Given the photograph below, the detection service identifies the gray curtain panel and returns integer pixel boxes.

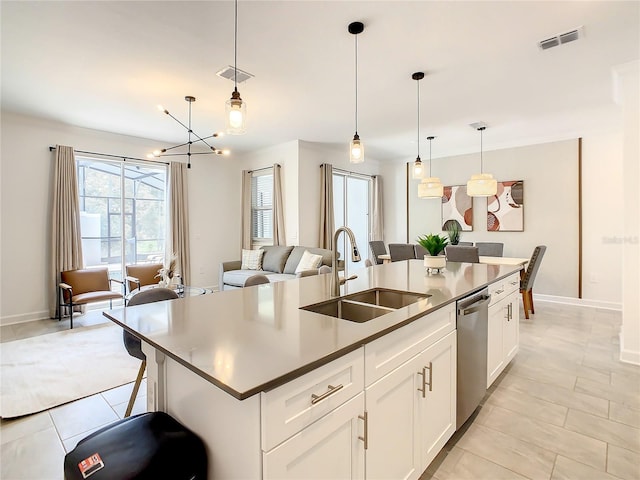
[241,170,252,250]
[169,162,190,284]
[319,163,334,249]
[371,175,384,241]
[273,164,286,246]
[50,145,84,317]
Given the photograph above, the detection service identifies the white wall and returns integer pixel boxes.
[0,111,238,325]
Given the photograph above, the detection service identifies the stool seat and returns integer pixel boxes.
[64,412,207,480]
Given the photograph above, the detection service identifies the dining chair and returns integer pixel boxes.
[475,242,504,257]
[244,274,271,286]
[520,245,547,319]
[125,263,164,294]
[58,268,124,329]
[368,240,387,265]
[388,243,416,262]
[457,241,474,246]
[445,245,480,263]
[124,287,179,417]
[364,258,373,267]
[414,244,428,259]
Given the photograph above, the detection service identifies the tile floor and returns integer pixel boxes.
[1,302,639,479]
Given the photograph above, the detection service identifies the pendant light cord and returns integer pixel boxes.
[479,127,484,174]
[234,0,238,92]
[354,34,358,134]
[417,78,420,160]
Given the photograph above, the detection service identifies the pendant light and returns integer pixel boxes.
[225,0,247,135]
[467,125,497,196]
[411,72,425,179]
[418,136,444,198]
[348,21,364,164]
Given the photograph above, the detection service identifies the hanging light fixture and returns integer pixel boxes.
[411,72,425,179]
[225,0,247,134]
[467,125,497,196]
[148,96,229,169]
[418,136,444,198]
[348,21,364,164]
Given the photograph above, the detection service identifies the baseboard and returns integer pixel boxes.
[619,332,640,365]
[535,294,622,311]
[1,310,51,327]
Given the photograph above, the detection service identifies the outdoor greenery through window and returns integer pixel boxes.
[251,170,273,246]
[76,157,168,286]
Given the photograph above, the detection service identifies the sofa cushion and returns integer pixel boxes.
[261,246,294,274]
[223,270,277,288]
[295,250,324,273]
[283,247,333,274]
[265,273,297,283]
[241,249,264,270]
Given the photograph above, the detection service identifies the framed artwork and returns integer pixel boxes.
[487,180,524,231]
[442,185,472,231]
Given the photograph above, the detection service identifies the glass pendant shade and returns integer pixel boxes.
[467,173,497,196]
[418,176,444,198]
[412,157,424,179]
[225,90,246,135]
[350,134,364,164]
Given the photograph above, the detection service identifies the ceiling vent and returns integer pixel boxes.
[538,26,583,50]
[216,66,254,83]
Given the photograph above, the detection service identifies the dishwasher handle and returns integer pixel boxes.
[458,295,490,316]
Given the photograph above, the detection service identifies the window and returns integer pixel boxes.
[333,170,372,274]
[76,157,168,284]
[251,170,273,246]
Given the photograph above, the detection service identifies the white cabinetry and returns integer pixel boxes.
[487,273,520,387]
[364,305,456,480]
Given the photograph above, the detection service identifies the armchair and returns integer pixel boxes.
[125,263,164,293]
[58,267,124,329]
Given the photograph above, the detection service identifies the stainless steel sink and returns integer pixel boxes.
[300,288,430,323]
[345,288,429,309]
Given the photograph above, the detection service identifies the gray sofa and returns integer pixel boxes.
[219,245,334,291]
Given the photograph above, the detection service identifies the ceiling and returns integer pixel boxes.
[2,1,638,162]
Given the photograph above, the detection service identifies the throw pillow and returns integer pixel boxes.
[295,250,323,274]
[241,249,264,270]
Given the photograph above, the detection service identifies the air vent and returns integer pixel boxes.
[216,66,254,83]
[537,26,583,50]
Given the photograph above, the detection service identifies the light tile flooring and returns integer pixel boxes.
[1,302,639,479]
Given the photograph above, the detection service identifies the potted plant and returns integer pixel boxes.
[444,220,461,246]
[416,234,449,273]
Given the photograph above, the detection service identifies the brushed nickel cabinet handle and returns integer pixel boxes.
[425,362,433,392]
[311,384,344,405]
[417,367,427,398]
[358,411,368,449]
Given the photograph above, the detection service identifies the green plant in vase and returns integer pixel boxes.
[416,234,449,256]
[417,234,449,273]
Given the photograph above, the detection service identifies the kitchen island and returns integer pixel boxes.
[105,259,521,479]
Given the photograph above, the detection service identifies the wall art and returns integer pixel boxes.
[442,185,472,231]
[487,180,524,231]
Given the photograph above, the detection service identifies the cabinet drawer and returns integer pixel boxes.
[364,303,455,386]
[489,273,520,306]
[503,273,520,295]
[261,347,364,451]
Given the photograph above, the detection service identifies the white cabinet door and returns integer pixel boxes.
[263,393,365,480]
[503,293,519,363]
[487,299,506,388]
[419,331,457,470]
[365,354,422,480]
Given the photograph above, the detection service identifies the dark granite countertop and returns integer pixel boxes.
[104,260,520,400]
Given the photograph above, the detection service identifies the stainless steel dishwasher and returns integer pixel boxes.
[456,288,490,429]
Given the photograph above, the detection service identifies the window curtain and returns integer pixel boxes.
[371,175,384,241]
[50,145,84,317]
[169,162,190,284]
[319,163,335,249]
[241,170,252,249]
[273,164,286,245]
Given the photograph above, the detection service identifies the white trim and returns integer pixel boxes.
[619,332,640,366]
[1,310,52,326]
[535,293,622,311]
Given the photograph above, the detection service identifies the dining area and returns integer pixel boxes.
[369,240,546,319]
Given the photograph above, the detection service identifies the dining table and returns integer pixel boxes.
[378,253,529,269]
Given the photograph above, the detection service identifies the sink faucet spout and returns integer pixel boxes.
[331,226,361,297]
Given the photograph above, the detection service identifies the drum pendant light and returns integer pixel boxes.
[348,21,364,164]
[418,136,444,198]
[467,125,497,196]
[411,72,425,179]
[225,0,247,135]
